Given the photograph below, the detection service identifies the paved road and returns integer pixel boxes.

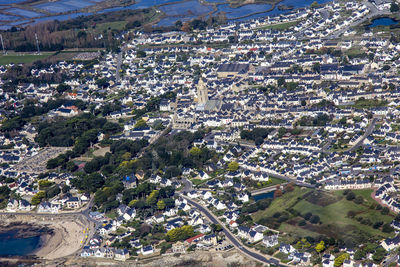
[241,166,315,188]
[326,1,390,39]
[115,51,123,81]
[345,117,377,152]
[251,183,287,195]
[181,177,193,193]
[180,194,287,266]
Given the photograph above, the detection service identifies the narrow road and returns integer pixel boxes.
[180,194,287,266]
[115,51,123,81]
[241,166,315,188]
[345,117,377,152]
[251,183,287,195]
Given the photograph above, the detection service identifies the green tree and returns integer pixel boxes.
[31,191,45,205]
[372,247,386,263]
[189,147,201,157]
[227,161,239,172]
[382,223,394,233]
[391,2,399,12]
[381,207,390,215]
[137,50,146,58]
[354,195,363,204]
[354,249,366,261]
[157,200,166,210]
[38,179,53,189]
[315,240,325,253]
[166,225,195,242]
[334,253,349,267]
[134,119,148,129]
[346,191,355,201]
[146,190,159,206]
[311,1,319,8]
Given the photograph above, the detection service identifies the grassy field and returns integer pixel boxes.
[257,20,300,30]
[252,187,311,221]
[92,21,127,35]
[191,178,208,186]
[252,187,395,243]
[0,52,53,65]
[269,177,285,185]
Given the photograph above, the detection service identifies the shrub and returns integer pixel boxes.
[310,215,320,224]
[343,189,351,195]
[353,195,363,205]
[298,219,307,226]
[347,211,356,218]
[382,223,394,233]
[346,191,355,201]
[304,212,313,221]
[373,221,383,229]
[381,207,390,215]
[273,212,281,218]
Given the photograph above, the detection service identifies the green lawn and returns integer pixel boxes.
[333,189,376,205]
[269,177,285,185]
[93,21,127,35]
[252,187,311,222]
[252,187,395,243]
[0,53,53,65]
[274,252,290,263]
[191,178,207,186]
[257,20,300,30]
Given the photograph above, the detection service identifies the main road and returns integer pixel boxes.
[180,194,288,266]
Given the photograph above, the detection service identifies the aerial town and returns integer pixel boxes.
[1,0,400,266]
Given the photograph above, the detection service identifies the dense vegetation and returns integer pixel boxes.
[2,8,157,52]
[1,99,86,132]
[240,127,274,146]
[298,113,332,127]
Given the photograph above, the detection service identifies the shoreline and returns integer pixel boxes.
[0,215,89,261]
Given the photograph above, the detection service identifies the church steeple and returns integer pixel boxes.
[197,78,208,104]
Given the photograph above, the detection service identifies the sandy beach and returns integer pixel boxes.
[34,219,88,260]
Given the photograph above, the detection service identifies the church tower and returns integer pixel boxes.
[197,79,208,105]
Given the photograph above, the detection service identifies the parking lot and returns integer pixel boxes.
[13,147,70,173]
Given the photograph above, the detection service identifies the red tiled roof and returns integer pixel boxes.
[185,233,205,244]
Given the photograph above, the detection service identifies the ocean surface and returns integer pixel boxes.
[0,230,41,256]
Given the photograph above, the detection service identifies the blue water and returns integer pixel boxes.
[6,8,44,18]
[35,0,94,13]
[369,17,397,28]
[98,0,179,14]
[0,0,26,3]
[0,231,41,256]
[230,0,332,21]
[0,14,19,21]
[0,0,334,29]
[253,191,275,201]
[33,12,93,24]
[217,3,272,19]
[160,0,213,16]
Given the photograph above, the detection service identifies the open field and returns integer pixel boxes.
[92,20,128,35]
[252,187,395,244]
[0,52,54,65]
[257,20,300,30]
[252,187,311,221]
